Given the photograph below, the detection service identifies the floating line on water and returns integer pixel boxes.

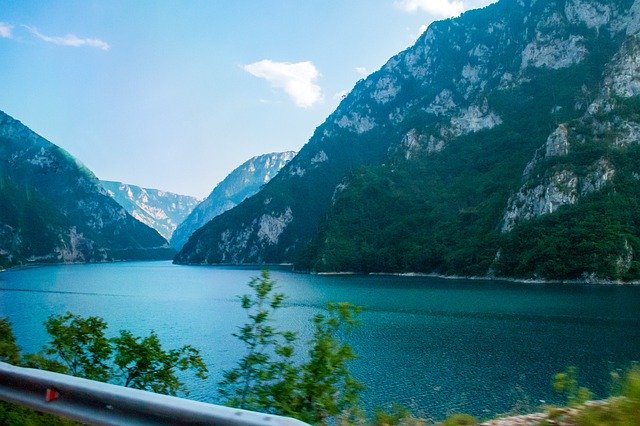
[0,288,128,297]
[279,301,640,326]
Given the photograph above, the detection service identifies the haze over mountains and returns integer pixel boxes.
[0,107,295,269]
[101,181,200,241]
[170,152,295,250]
[0,111,172,268]
[175,0,640,281]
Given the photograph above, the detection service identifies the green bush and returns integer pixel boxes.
[553,366,593,406]
[440,413,478,426]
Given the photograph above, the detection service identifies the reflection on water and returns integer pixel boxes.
[1,261,639,418]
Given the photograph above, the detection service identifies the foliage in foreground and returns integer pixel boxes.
[0,318,76,426]
[3,275,640,425]
[0,312,207,424]
[541,365,640,426]
[219,269,364,425]
[39,312,208,396]
[553,366,593,407]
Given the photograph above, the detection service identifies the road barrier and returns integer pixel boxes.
[0,361,310,425]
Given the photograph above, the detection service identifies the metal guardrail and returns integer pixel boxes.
[0,361,310,425]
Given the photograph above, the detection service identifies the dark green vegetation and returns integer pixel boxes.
[175,0,640,281]
[300,4,640,280]
[494,99,640,281]
[0,111,173,269]
[309,84,640,279]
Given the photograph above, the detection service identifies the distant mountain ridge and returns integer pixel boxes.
[170,151,295,250]
[176,0,640,281]
[101,180,200,241]
[0,111,172,268]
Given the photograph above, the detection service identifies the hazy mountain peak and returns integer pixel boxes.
[101,180,200,241]
[170,151,295,250]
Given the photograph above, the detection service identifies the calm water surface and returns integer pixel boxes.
[1,261,639,419]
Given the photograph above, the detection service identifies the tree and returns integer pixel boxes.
[112,329,208,396]
[292,302,364,424]
[220,270,364,424]
[218,269,298,412]
[44,312,112,381]
[22,353,68,374]
[43,312,208,396]
[0,318,76,426]
[0,318,20,365]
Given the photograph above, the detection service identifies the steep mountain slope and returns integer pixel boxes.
[0,111,172,268]
[101,180,199,241]
[177,0,640,281]
[494,25,640,280]
[170,151,295,250]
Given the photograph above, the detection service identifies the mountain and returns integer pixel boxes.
[175,0,640,281]
[170,151,295,250]
[0,111,173,268]
[101,180,200,241]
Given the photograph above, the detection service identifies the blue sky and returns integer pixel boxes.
[0,0,495,198]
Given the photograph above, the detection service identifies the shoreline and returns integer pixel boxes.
[4,259,640,285]
[315,270,640,286]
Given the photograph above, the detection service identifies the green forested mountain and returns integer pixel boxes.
[0,111,173,268]
[176,0,640,281]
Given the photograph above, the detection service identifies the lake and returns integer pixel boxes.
[1,261,639,419]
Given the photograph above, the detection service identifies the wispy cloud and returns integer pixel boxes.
[395,0,464,17]
[355,67,368,76]
[243,59,323,108]
[0,22,13,38]
[398,0,498,41]
[24,26,110,50]
[396,0,497,19]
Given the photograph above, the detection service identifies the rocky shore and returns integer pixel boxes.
[480,398,629,425]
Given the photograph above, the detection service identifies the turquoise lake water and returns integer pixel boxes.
[1,261,639,419]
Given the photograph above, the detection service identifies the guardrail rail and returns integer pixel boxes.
[0,361,310,425]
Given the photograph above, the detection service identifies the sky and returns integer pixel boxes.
[0,0,496,198]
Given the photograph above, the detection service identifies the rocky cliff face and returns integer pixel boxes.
[101,181,199,241]
[176,0,640,280]
[503,17,640,232]
[0,111,172,268]
[170,151,295,250]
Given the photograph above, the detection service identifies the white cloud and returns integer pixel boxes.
[0,22,13,38]
[355,67,367,76]
[243,59,323,108]
[395,0,464,17]
[25,26,110,50]
[396,0,497,19]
